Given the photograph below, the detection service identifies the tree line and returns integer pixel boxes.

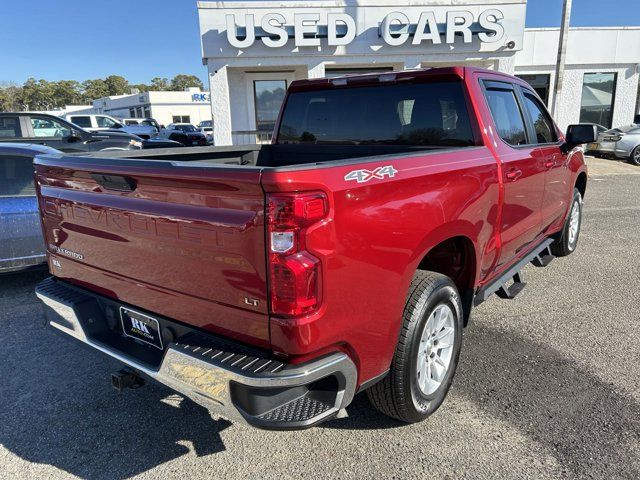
[0,74,205,112]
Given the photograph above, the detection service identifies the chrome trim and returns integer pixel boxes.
[36,288,357,427]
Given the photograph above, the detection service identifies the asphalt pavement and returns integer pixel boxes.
[1,166,638,479]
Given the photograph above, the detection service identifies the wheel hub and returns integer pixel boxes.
[416,304,455,396]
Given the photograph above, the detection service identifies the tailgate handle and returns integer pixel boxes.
[91,173,137,192]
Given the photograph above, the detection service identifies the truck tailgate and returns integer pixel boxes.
[35,155,270,348]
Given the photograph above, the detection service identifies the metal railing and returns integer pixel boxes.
[231,130,273,145]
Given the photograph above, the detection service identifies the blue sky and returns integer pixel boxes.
[0,0,638,86]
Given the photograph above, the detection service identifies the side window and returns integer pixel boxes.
[0,154,36,197]
[70,116,92,128]
[0,116,22,138]
[484,87,527,146]
[30,117,72,138]
[96,116,119,128]
[522,92,557,144]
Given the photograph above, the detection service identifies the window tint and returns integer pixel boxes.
[522,92,557,144]
[30,117,72,138]
[96,116,119,128]
[0,155,36,197]
[70,116,92,128]
[278,82,475,147]
[484,88,527,146]
[0,117,21,138]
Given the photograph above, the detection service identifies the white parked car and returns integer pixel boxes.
[197,120,214,144]
[63,114,157,139]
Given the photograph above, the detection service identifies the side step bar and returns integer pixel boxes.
[474,238,554,306]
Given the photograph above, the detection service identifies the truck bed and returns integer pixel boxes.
[85,143,462,169]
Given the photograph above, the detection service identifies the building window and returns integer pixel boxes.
[324,67,394,78]
[516,74,551,105]
[172,115,191,124]
[129,108,136,118]
[580,73,617,128]
[253,80,287,132]
[143,106,151,118]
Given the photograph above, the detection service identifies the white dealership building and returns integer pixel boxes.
[90,89,212,127]
[197,0,640,146]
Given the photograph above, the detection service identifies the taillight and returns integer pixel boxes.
[267,193,328,317]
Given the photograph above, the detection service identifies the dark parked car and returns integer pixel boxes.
[157,123,208,146]
[0,113,143,152]
[142,138,184,149]
[0,144,57,273]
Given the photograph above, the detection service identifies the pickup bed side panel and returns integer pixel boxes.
[262,147,500,383]
[35,156,270,349]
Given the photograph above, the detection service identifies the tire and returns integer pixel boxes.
[551,188,583,257]
[367,271,463,423]
[630,146,640,167]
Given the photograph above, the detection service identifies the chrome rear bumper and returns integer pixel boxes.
[36,278,357,430]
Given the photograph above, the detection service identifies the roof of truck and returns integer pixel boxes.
[288,66,518,91]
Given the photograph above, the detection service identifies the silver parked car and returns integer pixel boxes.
[588,123,640,166]
[0,144,57,273]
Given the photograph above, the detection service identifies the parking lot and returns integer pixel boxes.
[1,160,638,480]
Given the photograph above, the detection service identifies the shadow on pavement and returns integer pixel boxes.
[2,273,638,479]
[0,271,232,480]
[328,322,640,478]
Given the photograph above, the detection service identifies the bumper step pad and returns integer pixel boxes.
[259,394,332,423]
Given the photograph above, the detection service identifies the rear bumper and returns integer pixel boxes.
[36,277,357,430]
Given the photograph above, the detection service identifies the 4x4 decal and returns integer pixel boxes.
[345,165,398,184]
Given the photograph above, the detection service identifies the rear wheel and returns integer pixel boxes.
[551,188,583,257]
[630,146,640,166]
[367,271,463,423]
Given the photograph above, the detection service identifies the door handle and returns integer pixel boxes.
[505,168,522,181]
[545,160,555,169]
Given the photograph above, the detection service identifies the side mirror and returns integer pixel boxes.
[113,123,124,129]
[563,124,598,153]
[66,130,82,142]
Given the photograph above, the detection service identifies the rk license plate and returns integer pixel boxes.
[120,307,163,349]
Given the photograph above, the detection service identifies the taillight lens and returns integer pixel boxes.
[267,193,328,317]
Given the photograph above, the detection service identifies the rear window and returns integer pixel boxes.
[277,82,475,147]
[0,154,36,197]
[70,116,92,128]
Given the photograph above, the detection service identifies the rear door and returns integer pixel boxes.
[481,80,546,267]
[0,152,45,271]
[35,155,270,348]
[519,88,567,232]
[24,115,83,152]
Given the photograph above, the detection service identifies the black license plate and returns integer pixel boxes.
[120,307,163,350]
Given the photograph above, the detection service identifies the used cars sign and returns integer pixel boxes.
[198,1,526,57]
[226,10,506,49]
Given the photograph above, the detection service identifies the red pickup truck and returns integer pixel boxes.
[35,67,595,430]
